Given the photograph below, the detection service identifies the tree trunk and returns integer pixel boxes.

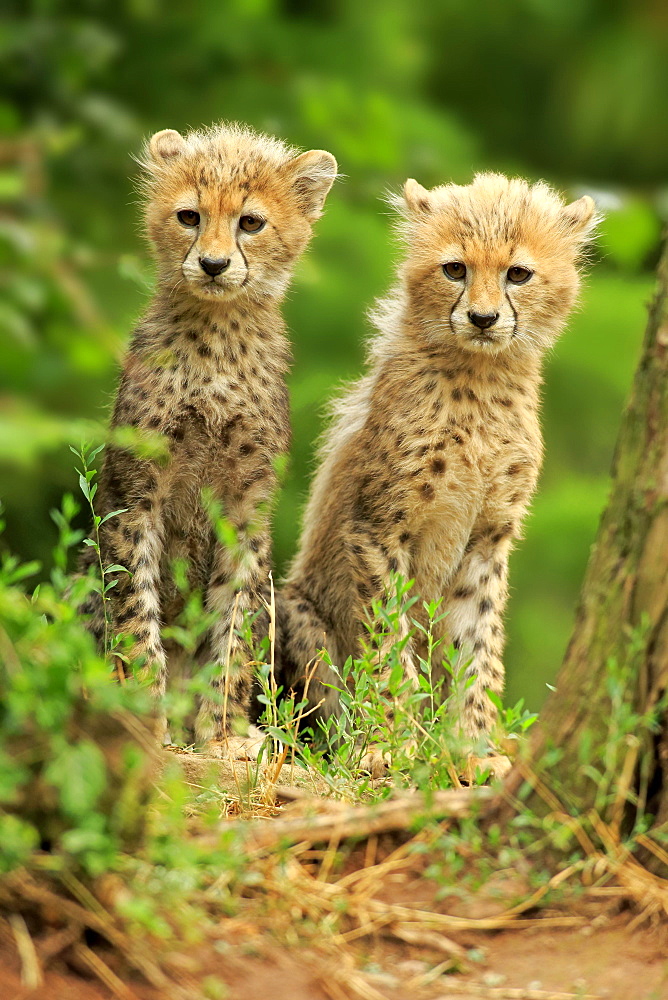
[504,238,668,831]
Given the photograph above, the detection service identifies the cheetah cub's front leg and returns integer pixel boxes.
[444,532,511,742]
[439,529,516,781]
[196,516,273,761]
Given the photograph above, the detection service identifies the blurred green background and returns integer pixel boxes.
[2,0,667,710]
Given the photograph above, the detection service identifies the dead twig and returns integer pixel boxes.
[388,921,466,959]
[405,958,457,989]
[71,943,140,1000]
[355,897,584,934]
[36,922,83,966]
[8,912,43,990]
[432,985,602,999]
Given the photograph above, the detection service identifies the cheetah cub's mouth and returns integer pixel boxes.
[456,317,516,354]
[468,330,499,347]
[195,272,248,296]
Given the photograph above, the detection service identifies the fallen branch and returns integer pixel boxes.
[227,786,493,850]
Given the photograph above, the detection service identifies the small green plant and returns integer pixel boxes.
[255,575,538,800]
[488,690,538,736]
[72,442,130,655]
[568,618,667,836]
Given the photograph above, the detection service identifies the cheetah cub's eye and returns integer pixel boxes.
[443,261,466,281]
[177,210,200,227]
[239,215,266,233]
[507,265,533,284]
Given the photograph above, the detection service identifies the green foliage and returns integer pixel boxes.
[487,691,538,736]
[0,475,180,880]
[0,487,258,920]
[0,520,153,876]
[561,618,667,833]
[599,196,663,272]
[411,622,668,895]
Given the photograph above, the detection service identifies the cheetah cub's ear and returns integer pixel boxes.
[560,194,599,242]
[403,177,433,214]
[283,149,338,221]
[148,129,187,161]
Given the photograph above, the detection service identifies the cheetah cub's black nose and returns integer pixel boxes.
[200,256,231,277]
[468,311,499,330]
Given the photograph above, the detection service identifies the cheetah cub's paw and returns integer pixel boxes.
[463,753,512,784]
[359,748,391,780]
[151,714,171,747]
[205,725,267,762]
[359,738,420,781]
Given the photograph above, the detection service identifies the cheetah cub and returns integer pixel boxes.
[278,172,597,771]
[80,123,336,757]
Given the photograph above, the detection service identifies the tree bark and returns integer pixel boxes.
[504,238,668,829]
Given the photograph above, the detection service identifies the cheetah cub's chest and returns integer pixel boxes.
[393,365,541,532]
[133,325,288,491]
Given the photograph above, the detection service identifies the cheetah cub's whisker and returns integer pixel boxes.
[79,122,336,758]
[277,172,598,775]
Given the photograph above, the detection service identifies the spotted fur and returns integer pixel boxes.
[80,122,336,755]
[277,172,597,756]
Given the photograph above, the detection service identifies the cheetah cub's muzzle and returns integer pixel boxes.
[445,259,524,353]
[179,211,258,299]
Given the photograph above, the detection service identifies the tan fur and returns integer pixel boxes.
[277,172,597,756]
[80,122,336,755]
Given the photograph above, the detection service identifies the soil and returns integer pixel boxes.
[2,913,666,1000]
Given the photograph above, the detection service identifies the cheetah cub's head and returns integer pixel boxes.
[140,123,337,303]
[395,173,598,355]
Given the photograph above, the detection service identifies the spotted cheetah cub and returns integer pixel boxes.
[278,172,596,769]
[80,123,336,756]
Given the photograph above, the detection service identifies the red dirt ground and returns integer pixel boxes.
[2,914,667,1000]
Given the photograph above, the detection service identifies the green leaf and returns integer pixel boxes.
[487,690,503,711]
[100,508,129,525]
[44,740,108,820]
[0,815,39,872]
[0,170,26,200]
[2,559,41,585]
